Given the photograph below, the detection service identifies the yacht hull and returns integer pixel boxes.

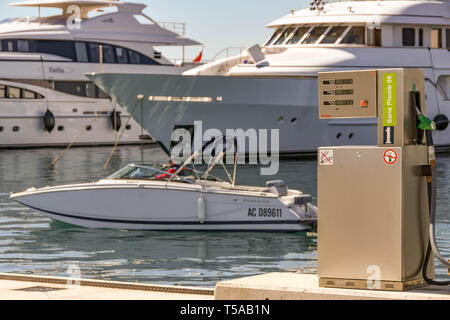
[11,182,314,231]
[89,73,382,155]
[89,71,450,154]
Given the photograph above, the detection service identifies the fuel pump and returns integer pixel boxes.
[317,68,449,291]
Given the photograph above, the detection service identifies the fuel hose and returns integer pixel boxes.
[422,130,450,285]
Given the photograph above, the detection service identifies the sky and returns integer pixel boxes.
[0,0,310,60]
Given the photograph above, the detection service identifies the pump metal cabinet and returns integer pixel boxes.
[317,145,433,290]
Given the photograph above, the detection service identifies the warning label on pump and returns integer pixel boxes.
[383,149,398,165]
[320,150,334,166]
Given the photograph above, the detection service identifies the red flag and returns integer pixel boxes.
[193,50,203,63]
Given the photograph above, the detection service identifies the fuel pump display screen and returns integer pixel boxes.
[319,70,378,119]
[335,79,353,85]
[335,89,353,95]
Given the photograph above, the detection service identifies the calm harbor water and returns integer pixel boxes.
[0,145,448,287]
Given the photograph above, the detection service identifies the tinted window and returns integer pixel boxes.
[287,26,310,44]
[0,85,5,98]
[446,29,450,49]
[88,43,100,63]
[342,26,365,44]
[35,41,76,60]
[419,29,423,47]
[302,26,327,44]
[273,27,295,45]
[17,40,29,52]
[266,28,284,46]
[402,28,415,46]
[96,87,109,98]
[116,47,128,63]
[55,81,86,97]
[86,82,96,98]
[54,81,109,98]
[75,42,89,62]
[128,50,140,64]
[321,26,347,44]
[102,44,115,63]
[4,40,14,52]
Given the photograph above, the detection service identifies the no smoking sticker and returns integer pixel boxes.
[320,150,334,166]
[383,149,398,165]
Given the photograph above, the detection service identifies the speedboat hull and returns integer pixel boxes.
[11,180,316,232]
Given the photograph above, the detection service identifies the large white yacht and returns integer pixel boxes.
[0,0,201,147]
[89,0,450,155]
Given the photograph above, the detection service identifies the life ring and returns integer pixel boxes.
[110,110,122,131]
[43,109,55,133]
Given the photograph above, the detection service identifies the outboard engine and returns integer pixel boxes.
[43,109,55,133]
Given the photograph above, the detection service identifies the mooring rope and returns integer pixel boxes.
[103,99,141,170]
[49,114,103,169]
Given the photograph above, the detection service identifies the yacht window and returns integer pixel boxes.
[402,28,415,46]
[431,28,442,48]
[129,50,141,64]
[266,28,284,46]
[302,26,328,44]
[5,40,14,52]
[16,40,29,52]
[367,28,382,47]
[96,87,109,98]
[273,27,295,45]
[0,85,5,98]
[321,26,347,44]
[86,83,96,98]
[116,47,128,63]
[446,29,450,49]
[341,26,365,44]
[54,81,107,99]
[35,41,76,60]
[21,89,36,99]
[7,86,20,99]
[419,29,424,47]
[287,26,310,44]
[75,42,89,62]
[55,81,86,97]
[437,76,450,100]
[0,41,2,51]
[88,43,100,63]
[102,45,115,63]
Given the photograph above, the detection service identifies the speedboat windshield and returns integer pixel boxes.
[107,164,166,180]
[106,164,224,183]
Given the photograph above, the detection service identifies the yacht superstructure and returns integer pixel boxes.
[0,0,201,147]
[89,0,450,155]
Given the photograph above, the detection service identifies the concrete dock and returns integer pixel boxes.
[214,273,450,300]
[0,272,448,300]
[0,273,214,300]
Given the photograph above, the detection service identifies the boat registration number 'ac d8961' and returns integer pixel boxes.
[248,208,282,217]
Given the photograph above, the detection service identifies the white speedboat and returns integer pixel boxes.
[88,0,450,155]
[10,137,317,231]
[0,0,202,147]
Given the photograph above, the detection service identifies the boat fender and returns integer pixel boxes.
[43,109,55,133]
[110,110,122,131]
[198,195,207,224]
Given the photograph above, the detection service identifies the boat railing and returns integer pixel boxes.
[192,47,249,75]
[157,21,186,36]
[210,47,248,65]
